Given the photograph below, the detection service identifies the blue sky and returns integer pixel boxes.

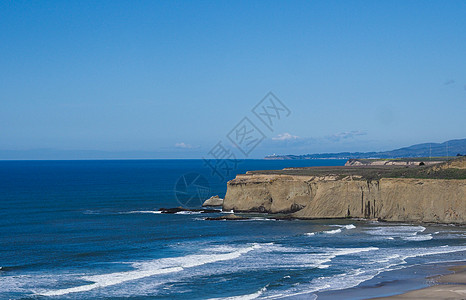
[1,0,465,159]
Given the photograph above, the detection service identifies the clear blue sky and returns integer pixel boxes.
[1,0,465,159]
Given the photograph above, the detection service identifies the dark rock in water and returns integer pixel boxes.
[158,207,183,214]
[199,209,222,213]
[158,207,221,214]
[205,214,249,221]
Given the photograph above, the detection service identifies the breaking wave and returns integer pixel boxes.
[306,224,356,236]
[37,244,262,296]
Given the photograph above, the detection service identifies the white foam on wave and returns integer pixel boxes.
[255,243,303,254]
[328,247,379,258]
[121,210,162,214]
[210,285,268,300]
[330,224,356,229]
[1,273,86,295]
[305,224,356,236]
[262,245,466,299]
[324,228,342,234]
[199,244,378,281]
[365,225,432,241]
[264,268,371,299]
[367,225,426,236]
[37,244,262,297]
[281,246,379,271]
[25,240,466,299]
[233,218,277,222]
[38,266,183,296]
[174,211,202,215]
[431,231,466,239]
[400,245,466,261]
[255,270,365,300]
[402,234,433,241]
[370,254,401,264]
[209,246,239,253]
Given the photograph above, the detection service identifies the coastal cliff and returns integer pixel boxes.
[223,158,466,224]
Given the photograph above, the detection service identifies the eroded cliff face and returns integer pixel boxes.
[223,174,466,224]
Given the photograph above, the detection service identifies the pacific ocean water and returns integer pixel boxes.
[0,159,465,299]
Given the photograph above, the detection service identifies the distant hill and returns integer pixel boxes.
[265,138,466,160]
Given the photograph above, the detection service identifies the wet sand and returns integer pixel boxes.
[371,265,466,299]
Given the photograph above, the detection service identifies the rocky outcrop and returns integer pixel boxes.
[202,195,224,207]
[205,214,249,221]
[223,174,466,224]
[159,207,221,214]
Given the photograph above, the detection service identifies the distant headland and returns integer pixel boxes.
[265,138,466,160]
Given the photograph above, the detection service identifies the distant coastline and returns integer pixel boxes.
[265,138,466,160]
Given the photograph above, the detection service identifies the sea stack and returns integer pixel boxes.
[202,195,224,207]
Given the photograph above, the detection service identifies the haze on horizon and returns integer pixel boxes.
[1,1,465,159]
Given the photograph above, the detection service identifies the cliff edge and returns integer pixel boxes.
[223,157,466,224]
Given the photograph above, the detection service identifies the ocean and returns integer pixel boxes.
[0,159,465,299]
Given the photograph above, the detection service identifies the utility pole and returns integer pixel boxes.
[430,144,432,161]
[446,141,449,158]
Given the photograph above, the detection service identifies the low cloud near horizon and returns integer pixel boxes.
[272,132,300,141]
[174,142,198,149]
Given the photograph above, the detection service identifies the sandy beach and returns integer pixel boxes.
[371,265,466,299]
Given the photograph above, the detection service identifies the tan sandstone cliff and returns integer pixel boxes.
[223,173,466,224]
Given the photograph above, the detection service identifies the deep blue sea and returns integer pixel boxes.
[0,159,465,299]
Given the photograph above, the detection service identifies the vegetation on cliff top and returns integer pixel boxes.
[249,157,466,180]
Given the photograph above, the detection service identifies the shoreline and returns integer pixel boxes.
[311,261,466,300]
[207,210,466,226]
[369,264,466,299]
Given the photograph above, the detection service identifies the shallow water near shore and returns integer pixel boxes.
[0,159,465,299]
